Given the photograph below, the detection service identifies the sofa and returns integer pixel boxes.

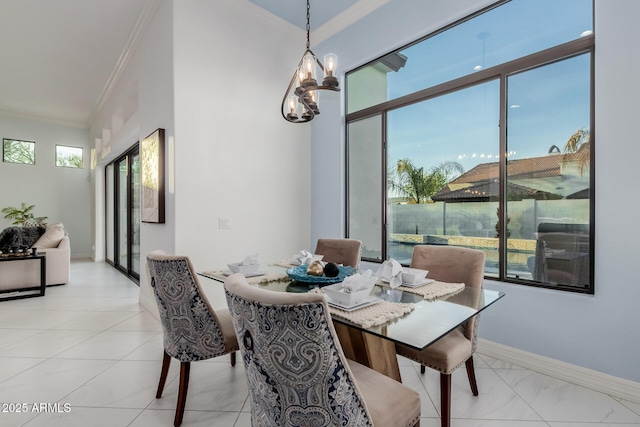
[0,223,70,291]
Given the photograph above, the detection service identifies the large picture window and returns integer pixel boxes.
[346,0,594,293]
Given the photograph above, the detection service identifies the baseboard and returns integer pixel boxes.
[138,292,160,321]
[477,339,640,404]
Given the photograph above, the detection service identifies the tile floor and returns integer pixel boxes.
[0,259,639,427]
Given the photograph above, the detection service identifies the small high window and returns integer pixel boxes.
[55,145,83,168]
[3,138,35,165]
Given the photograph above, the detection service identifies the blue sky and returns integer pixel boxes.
[380,0,592,174]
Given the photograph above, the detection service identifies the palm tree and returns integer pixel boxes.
[389,158,464,204]
[562,128,590,176]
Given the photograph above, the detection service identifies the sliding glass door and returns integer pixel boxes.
[105,145,140,283]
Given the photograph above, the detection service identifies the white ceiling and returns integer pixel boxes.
[0,0,151,127]
[249,0,360,29]
[0,0,383,128]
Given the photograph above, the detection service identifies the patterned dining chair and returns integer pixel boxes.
[224,272,421,427]
[314,238,362,268]
[146,251,239,427]
[395,245,486,427]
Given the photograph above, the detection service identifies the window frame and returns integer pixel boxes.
[345,1,595,294]
[55,144,84,169]
[2,138,36,165]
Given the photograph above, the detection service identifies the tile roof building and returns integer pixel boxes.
[432,152,589,202]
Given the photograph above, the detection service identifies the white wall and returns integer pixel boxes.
[0,114,91,257]
[90,0,175,314]
[172,0,313,275]
[91,0,316,315]
[312,0,640,383]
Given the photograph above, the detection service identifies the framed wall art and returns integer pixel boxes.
[141,128,165,223]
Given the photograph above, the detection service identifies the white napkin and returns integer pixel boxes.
[375,258,403,289]
[291,249,314,266]
[241,253,259,265]
[341,269,377,293]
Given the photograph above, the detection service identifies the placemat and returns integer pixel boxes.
[200,270,289,285]
[271,260,296,268]
[378,280,465,300]
[310,288,415,328]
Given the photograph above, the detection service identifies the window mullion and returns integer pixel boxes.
[381,113,388,261]
[498,74,508,280]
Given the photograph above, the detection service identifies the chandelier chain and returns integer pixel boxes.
[306,0,310,49]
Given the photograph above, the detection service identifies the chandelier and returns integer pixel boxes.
[281,0,339,123]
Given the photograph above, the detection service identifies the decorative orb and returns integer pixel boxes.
[324,262,339,277]
[306,260,324,276]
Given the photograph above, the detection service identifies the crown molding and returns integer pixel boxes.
[312,0,390,46]
[87,0,162,128]
[0,109,87,130]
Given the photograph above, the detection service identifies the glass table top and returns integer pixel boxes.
[198,264,504,351]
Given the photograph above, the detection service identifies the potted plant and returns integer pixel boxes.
[1,203,47,227]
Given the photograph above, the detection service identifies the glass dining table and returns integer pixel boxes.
[198,264,504,382]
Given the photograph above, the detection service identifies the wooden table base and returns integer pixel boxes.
[333,322,402,382]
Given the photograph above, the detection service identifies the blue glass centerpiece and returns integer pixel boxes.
[286,264,356,286]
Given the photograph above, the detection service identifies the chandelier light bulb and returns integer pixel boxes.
[302,53,317,87]
[287,96,298,120]
[325,54,336,76]
[323,53,339,87]
[309,90,319,111]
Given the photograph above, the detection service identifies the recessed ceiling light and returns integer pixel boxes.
[581,30,593,37]
[510,104,521,109]
[473,65,482,71]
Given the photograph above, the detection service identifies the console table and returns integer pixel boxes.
[0,254,46,301]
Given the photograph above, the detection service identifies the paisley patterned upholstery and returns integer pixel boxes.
[147,255,227,361]
[224,273,373,426]
[147,251,238,427]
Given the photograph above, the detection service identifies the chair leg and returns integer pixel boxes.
[420,364,425,374]
[440,373,451,427]
[230,351,236,367]
[156,350,171,398]
[465,356,479,396]
[174,361,191,427]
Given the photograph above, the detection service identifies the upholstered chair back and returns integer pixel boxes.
[410,245,486,344]
[147,251,232,362]
[410,245,485,287]
[314,238,363,268]
[224,273,373,426]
